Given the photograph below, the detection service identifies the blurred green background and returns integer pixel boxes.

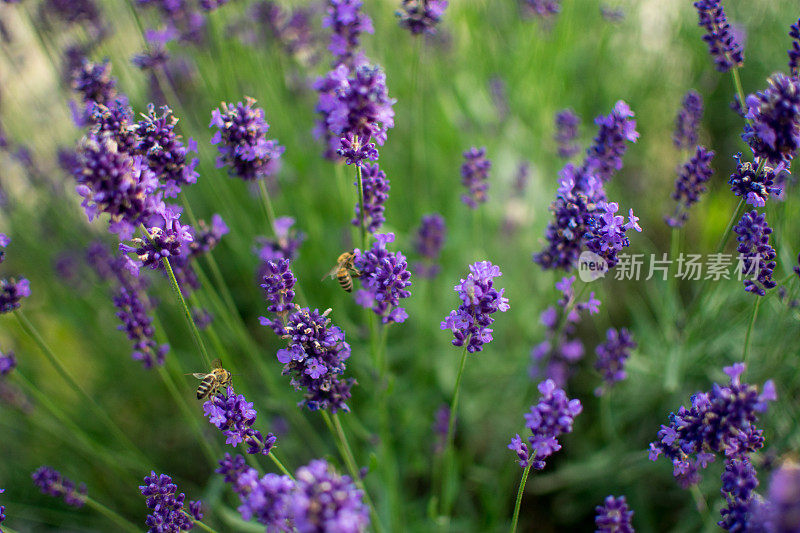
[0,0,799,531]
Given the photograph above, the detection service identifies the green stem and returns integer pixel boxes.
[715,197,746,255]
[140,225,214,368]
[182,511,220,533]
[509,462,533,533]
[441,342,470,516]
[257,178,278,234]
[13,311,150,467]
[355,162,367,250]
[731,67,749,126]
[322,412,384,533]
[269,453,294,479]
[84,496,140,533]
[742,296,762,365]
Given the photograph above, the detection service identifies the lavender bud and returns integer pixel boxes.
[460,146,491,209]
[140,472,201,532]
[595,495,635,533]
[32,466,87,508]
[733,210,777,296]
[693,0,744,72]
[673,90,703,150]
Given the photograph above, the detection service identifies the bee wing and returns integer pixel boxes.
[191,373,210,379]
[321,264,341,281]
[211,358,223,369]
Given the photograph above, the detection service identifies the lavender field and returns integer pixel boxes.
[0,0,799,531]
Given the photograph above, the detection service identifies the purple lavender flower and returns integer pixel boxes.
[134,104,199,197]
[595,495,634,533]
[0,487,4,526]
[132,28,175,71]
[135,1,206,44]
[259,258,297,335]
[521,0,560,19]
[507,434,530,467]
[718,457,759,531]
[581,100,639,183]
[119,205,193,272]
[790,19,800,78]
[271,302,355,412]
[189,214,229,256]
[441,261,509,353]
[86,99,137,152]
[200,0,228,10]
[354,233,412,324]
[218,455,294,528]
[673,90,703,150]
[693,0,744,72]
[734,210,777,296]
[290,459,369,532]
[728,154,780,207]
[413,213,445,278]
[113,286,169,368]
[753,461,800,532]
[0,350,16,376]
[140,472,202,532]
[353,163,389,233]
[516,379,582,470]
[192,308,213,330]
[460,146,491,208]
[584,202,642,268]
[594,327,635,395]
[255,217,305,264]
[71,58,117,107]
[323,0,374,66]
[204,386,277,455]
[338,133,379,166]
[210,97,285,182]
[513,161,531,195]
[648,362,776,488]
[433,404,451,454]
[32,466,87,508]
[743,74,800,168]
[396,0,448,36]
[665,145,715,227]
[0,233,8,264]
[554,109,581,159]
[75,134,161,240]
[0,277,31,314]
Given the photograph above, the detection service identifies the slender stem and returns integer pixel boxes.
[140,225,213,367]
[182,512,220,533]
[13,311,149,467]
[715,197,746,255]
[322,412,384,533]
[355,162,367,250]
[269,453,294,479]
[84,496,140,533]
[257,178,277,234]
[441,342,470,516]
[731,67,749,125]
[509,462,533,533]
[742,296,762,365]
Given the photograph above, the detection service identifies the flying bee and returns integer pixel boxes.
[190,358,232,400]
[322,251,360,292]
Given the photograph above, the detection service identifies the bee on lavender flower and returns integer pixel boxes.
[190,358,232,400]
[323,251,360,292]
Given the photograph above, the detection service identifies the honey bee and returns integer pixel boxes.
[191,358,232,400]
[323,251,360,292]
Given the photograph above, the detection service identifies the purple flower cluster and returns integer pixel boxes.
[753,461,800,531]
[440,261,509,353]
[413,213,446,278]
[530,276,600,386]
[510,379,582,470]
[210,97,285,182]
[113,286,168,368]
[0,350,16,376]
[71,59,117,109]
[790,19,800,78]
[728,155,780,207]
[259,259,297,333]
[584,201,641,268]
[204,386,277,455]
[218,456,369,532]
[252,2,320,65]
[0,487,4,527]
[743,74,800,168]
[323,0,374,66]
[595,496,634,533]
[134,1,206,44]
[353,163,389,233]
[132,28,174,71]
[594,327,636,395]
[0,277,30,314]
[665,145,715,227]
[581,100,639,183]
[648,363,776,488]
[693,0,744,72]
[338,133,379,166]
[0,234,8,264]
[354,233,412,324]
[554,109,581,159]
[120,206,194,272]
[189,214,229,256]
[718,457,759,531]
[513,161,531,195]
[460,146,491,208]
[673,90,703,150]
[134,104,199,197]
[140,472,202,532]
[32,466,87,508]
[522,0,560,20]
[733,210,777,296]
[396,0,448,36]
[255,217,305,265]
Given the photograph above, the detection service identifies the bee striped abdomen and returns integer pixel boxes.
[196,376,214,399]
[337,269,353,292]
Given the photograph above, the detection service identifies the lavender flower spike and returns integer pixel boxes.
[323,0,374,66]
[203,386,277,455]
[665,145,715,227]
[743,74,800,168]
[594,327,636,395]
[210,97,285,182]
[595,495,635,533]
[352,163,390,234]
[441,261,509,353]
[554,109,581,159]
[396,0,449,36]
[790,19,800,78]
[32,466,87,508]
[460,146,491,208]
[673,90,703,150]
[413,213,446,278]
[753,460,800,531]
[693,0,744,72]
[0,277,31,314]
[0,350,16,376]
[0,487,5,526]
[354,233,412,324]
[217,454,294,529]
[581,100,639,183]
[718,457,759,531]
[733,210,777,296]
[290,459,370,532]
[728,154,780,207]
[140,472,202,532]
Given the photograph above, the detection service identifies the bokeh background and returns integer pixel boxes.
[0,0,799,531]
